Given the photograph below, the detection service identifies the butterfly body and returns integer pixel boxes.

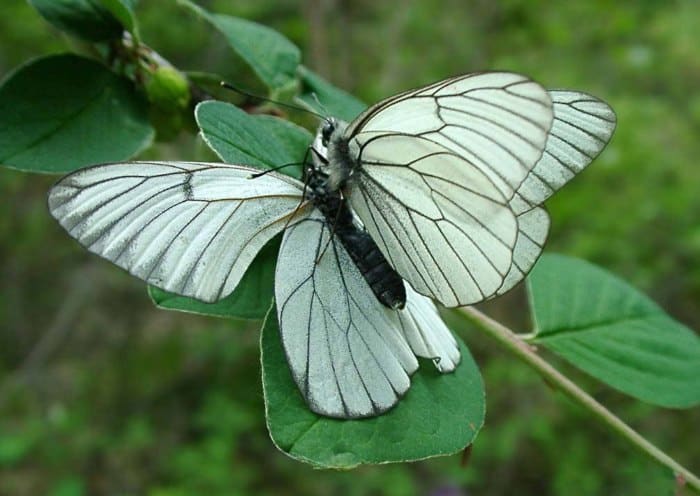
[306,136,406,309]
[317,118,356,191]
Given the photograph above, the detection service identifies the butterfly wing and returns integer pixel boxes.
[275,212,419,418]
[397,284,461,372]
[346,72,554,199]
[337,75,614,305]
[48,161,308,302]
[510,90,617,214]
[496,91,616,292]
[347,134,518,307]
[495,206,550,296]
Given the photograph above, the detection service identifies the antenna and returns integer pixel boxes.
[220,82,326,120]
[248,162,303,179]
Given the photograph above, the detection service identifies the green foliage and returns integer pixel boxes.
[0,54,153,173]
[528,254,700,408]
[29,0,125,41]
[296,65,366,121]
[261,307,485,468]
[1,0,700,494]
[179,0,301,91]
[99,0,139,39]
[195,100,310,178]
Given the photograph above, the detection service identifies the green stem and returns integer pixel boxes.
[457,306,700,493]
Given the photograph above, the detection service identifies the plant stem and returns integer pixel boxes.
[457,306,700,493]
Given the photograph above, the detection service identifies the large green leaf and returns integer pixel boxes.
[179,0,301,90]
[296,65,366,122]
[527,254,700,408]
[0,54,153,174]
[29,0,125,41]
[195,100,311,179]
[261,306,485,468]
[148,237,279,320]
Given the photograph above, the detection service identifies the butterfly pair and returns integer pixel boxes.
[48,72,616,418]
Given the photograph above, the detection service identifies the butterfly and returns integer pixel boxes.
[47,71,615,418]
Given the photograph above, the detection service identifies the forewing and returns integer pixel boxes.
[348,134,518,308]
[397,284,460,372]
[510,91,616,214]
[275,213,418,418]
[347,72,554,199]
[48,161,306,302]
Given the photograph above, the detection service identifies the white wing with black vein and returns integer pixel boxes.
[275,213,418,418]
[495,206,550,296]
[397,284,460,372]
[347,134,518,308]
[346,72,554,199]
[510,90,616,214]
[48,161,306,303]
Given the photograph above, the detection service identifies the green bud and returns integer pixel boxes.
[145,66,190,111]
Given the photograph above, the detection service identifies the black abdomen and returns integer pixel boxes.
[313,191,406,309]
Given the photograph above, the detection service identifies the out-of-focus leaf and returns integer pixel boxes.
[296,65,366,122]
[528,254,700,408]
[179,0,300,90]
[261,306,485,468]
[29,0,125,41]
[99,0,139,38]
[195,100,311,179]
[0,54,153,173]
[148,238,278,320]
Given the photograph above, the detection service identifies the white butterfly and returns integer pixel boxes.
[47,164,458,419]
[47,71,615,418]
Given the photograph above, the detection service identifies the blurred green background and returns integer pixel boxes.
[1,0,699,494]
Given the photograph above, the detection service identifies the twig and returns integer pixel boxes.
[457,305,700,493]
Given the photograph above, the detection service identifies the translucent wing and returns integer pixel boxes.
[334,73,555,307]
[495,206,549,296]
[347,134,518,308]
[510,90,617,214]
[346,72,554,199]
[275,213,418,418]
[48,161,307,303]
[397,284,461,372]
[495,91,615,292]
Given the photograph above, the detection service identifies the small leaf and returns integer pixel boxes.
[0,54,153,174]
[99,0,139,39]
[296,65,366,122]
[195,100,311,178]
[179,0,301,90]
[29,0,125,41]
[149,238,278,320]
[261,306,485,468]
[527,254,700,408]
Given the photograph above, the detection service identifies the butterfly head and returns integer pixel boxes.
[320,118,339,147]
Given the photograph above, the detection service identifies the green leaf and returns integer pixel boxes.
[148,237,278,320]
[179,0,301,90]
[296,65,366,122]
[0,54,153,174]
[99,0,139,39]
[29,0,125,41]
[527,254,700,408]
[261,306,485,468]
[195,100,311,178]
